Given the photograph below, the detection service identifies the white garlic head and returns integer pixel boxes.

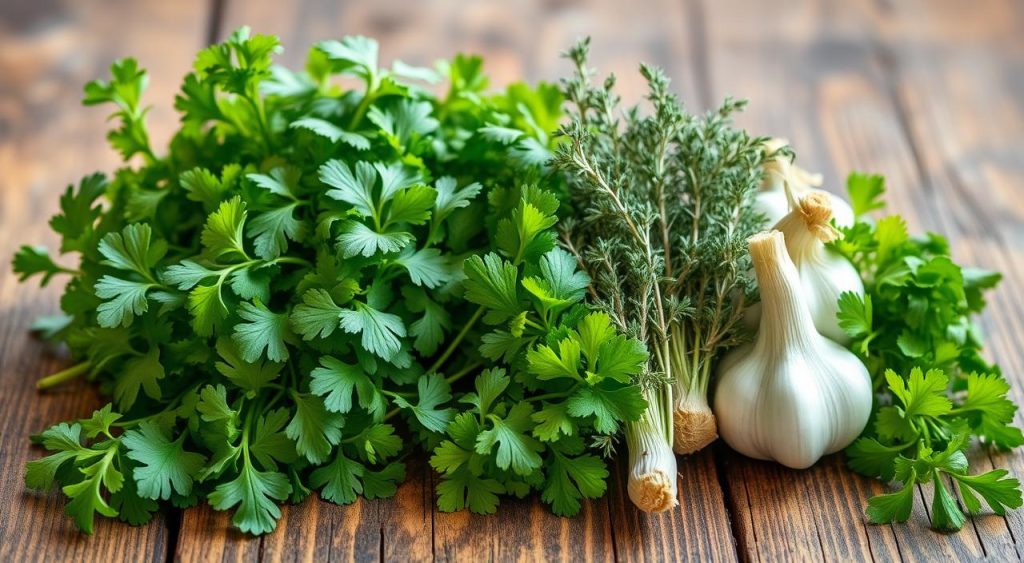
[714,231,872,469]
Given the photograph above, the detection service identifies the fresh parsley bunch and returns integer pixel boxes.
[431,184,650,515]
[13,28,572,535]
[833,174,1023,531]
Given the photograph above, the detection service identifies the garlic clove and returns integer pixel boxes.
[774,193,864,344]
[714,231,872,470]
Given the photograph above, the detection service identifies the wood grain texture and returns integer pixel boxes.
[0,1,207,562]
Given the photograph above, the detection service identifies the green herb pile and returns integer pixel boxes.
[13,29,1023,538]
[14,28,648,535]
[835,174,1023,530]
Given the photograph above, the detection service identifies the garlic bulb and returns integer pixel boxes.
[714,231,872,469]
[625,386,678,512]
[745,192,864,343]
[755,138,854,228]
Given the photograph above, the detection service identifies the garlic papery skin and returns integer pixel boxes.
[773,192,863,344]
[625,384,678,512]
[754,138,854,228]
[713,231,872,470]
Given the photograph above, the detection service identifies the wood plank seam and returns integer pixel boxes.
[714,447,757,563]
[603,485,620,562]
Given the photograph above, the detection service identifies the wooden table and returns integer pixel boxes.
[2,0,1022,560]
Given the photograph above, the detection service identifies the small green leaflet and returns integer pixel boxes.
[566,383,648,434]
[201,196,249,260]
[527,312,647,385]
[290,288,344,340]
[209,461,291,535]
[290,117,370,150]
[435,466,505,514]
[232,300,295,362]
[476,402,543,476]
[463,254,521,324]
[285,393,344,464]
[337,302,406,361]
[846,172,886,218]
[25,422,89,492]
[392,374,454,432]
[541,438,608,516]
[122,420,206,500]
[309,355,386,418]
[336,220,413,257]
[310,449,364,505]
[249,409,297,470]
[13,245,69,287]
[214,338,283,395]
[113,347,165,410]
[49,173,107,253]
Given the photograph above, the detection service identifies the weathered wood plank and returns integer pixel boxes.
[169,1,736,561]
[0,1,208,561]
[176,428,435,563]
[605,450,736,563]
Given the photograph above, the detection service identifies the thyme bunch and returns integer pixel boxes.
[555,39,768,455]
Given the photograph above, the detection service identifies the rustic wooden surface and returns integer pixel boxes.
[1,0,1022,561]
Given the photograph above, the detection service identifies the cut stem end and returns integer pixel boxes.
[672,407,719,455]
[627,471,678,513]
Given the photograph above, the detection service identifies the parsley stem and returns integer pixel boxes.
[444,360,482,386]
[117,384,200,428]
[525,384,581,403]
[427,306,485,375]
[524,318,545,332]
[348,72,379,130]
[37,361,90,390]
[272,256,313,268]
[241,93,274,153]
